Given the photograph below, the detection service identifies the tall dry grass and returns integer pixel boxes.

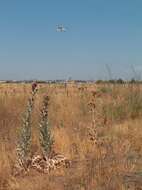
[0,83,142,190]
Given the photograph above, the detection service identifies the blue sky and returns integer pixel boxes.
[0,0,141,80]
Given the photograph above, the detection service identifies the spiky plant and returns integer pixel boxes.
[16,83,38,169]
[39,95,54,158]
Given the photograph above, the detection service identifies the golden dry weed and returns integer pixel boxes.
[0,83,142,190]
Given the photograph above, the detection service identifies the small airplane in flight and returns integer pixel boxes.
[56,24,68,32]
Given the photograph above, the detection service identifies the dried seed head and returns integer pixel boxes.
[88,102,96,110]
[91,90,97,98]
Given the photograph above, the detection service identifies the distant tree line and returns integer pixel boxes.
[95,78,142,84]
[2,78,142,84]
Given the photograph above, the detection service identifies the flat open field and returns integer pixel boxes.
[0,82,142,190]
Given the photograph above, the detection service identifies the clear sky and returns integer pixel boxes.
[0,0,141,80]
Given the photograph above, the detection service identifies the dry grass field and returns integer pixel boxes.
[0,82,142,190]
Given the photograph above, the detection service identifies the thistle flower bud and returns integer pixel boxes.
[32,82,38,92]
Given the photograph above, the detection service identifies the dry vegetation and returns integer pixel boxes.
[0,82,142,190]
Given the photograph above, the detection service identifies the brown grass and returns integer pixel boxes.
[0,83,142,190]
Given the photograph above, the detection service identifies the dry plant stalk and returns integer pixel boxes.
[14,86,69,176]
[39,95,54,158]
[16,82,38,172]
[88,91,99,145]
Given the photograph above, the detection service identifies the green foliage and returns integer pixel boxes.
[95,80,103,84]
[116,78,124,84]
[99,86,112,94]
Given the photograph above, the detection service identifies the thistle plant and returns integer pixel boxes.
[16,82,38,168]
[88,91,106,148]
[88,91,99,145]
[39,95,54,158]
